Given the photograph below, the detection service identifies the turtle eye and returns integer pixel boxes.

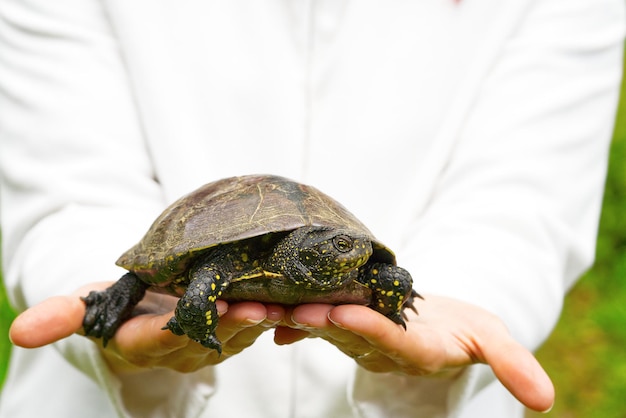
[332,235,353,253]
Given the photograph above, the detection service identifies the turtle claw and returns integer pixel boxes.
[163,317,185,335]
[198,335,222,355]
[163,317,223,355]
[405,289,423,315]
[388,312,409,330]
[81,273,148,347]
[82,290,125,347]
[82,291,113,345]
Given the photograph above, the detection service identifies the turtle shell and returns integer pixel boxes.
[116,174,397,285]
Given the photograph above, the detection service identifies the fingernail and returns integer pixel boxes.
[290,315,314,330]
[216,301,228,316]
[259,319,280,328]
[327,313,347,330]
[243,318,265,327]
[541,404,554,414]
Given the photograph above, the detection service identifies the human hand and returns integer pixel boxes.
[9,282,284,374]
[274,295,555,413]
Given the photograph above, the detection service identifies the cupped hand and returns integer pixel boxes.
[10,287,554,412]
[274,295,555,413]
[9,282,284,374]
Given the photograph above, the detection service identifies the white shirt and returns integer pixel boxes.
[0,0,624,417]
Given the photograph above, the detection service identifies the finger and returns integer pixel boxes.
[327,304,407,349]
[107,299,229,361]
[289,304,437,375]
[107,310,192,357]
[328,304,449,374]
[289,303,335,329]
[9,282,116,348]
[214,301,268,344]
[289,304,363,345]
[220,325,267,355]
[290,304,394,363]
[109,301,267,368]
[221,303,287,352]
[9,296,85,348]
[289,303,400,352]
[264,303,287,325]
[483,336,555,412]
[161,303,282,370]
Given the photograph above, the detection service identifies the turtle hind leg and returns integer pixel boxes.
[359,263,417,329]
[81,272,148,347]
[164,262,228,355]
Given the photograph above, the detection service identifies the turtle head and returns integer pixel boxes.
[271,226,373,289]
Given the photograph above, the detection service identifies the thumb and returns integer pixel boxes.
[10,295,85,348]
[484,336,555,413]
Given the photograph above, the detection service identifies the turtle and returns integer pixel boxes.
[82,174,420,354]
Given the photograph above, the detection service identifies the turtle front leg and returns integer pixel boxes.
[358,263,421,329]
[82,272,149,347]
[164,263,229,354]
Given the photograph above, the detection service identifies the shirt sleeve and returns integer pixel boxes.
[0,1,213,415]
[351,0,624,416]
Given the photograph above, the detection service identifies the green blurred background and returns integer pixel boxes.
[1,53,625,417]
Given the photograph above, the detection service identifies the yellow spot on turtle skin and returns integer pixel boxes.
[370,279,377,284]
[215,274,221,280]
[386,291,394,297]
[241,253,249,262]
[371,269,379,275]
[211,283,216,291]
[393,280,400,287]
[378,302,385,308]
